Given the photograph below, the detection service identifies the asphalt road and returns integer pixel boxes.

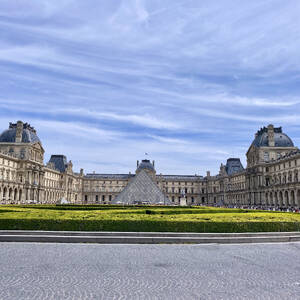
[0,242,300,299]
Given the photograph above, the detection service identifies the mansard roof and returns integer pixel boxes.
[161,175,202,181]
[225,158,244,176]
[0,122,41,144]
[251,126,294,148]
[136,159,155,173]
[48,155,68,173]
[85,174,133,180]
[84,173,204,181]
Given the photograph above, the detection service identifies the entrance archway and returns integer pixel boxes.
[297,190,300,208]
[279,191,283,207]
[8,188,13,203]
[274,192,278,206]
[290,190,296,207]
[284,191,289,207]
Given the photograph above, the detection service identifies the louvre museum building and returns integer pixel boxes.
[0,121,300,209]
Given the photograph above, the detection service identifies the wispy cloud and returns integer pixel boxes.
[0,0,299,174]
[57,108,182,130]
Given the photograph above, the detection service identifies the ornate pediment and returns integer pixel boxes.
[32,141,45,153]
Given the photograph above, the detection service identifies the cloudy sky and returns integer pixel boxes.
[0,0,300,175]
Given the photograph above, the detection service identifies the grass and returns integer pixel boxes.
[0,204,300,232]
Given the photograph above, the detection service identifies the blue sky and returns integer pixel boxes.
[0,0,300,175]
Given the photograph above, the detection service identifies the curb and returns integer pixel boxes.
[1,231,300,244]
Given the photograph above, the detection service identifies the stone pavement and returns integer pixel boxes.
[0,242,300,299]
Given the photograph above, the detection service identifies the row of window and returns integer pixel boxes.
[0,157,17,168]
[84,194,113,202]
[84,180,208,187]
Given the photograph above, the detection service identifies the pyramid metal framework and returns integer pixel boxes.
[112,170,170,205]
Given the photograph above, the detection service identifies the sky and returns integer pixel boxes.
[0,0,300,175]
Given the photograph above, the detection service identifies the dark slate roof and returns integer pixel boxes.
[161,175,202,181]
[136,159,155,172]
[84,174,133,180]
[0,126,41,144]
[48,155,68,173]
[225,158,244,176]
[252,126,294,148]
[84,174,204,181]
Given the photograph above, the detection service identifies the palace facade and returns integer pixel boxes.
[0,121,300,208]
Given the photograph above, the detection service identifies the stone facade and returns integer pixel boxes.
[1,121,300,208]
[0,121,83,204]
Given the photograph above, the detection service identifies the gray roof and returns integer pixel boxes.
[85,174,133,180]
[48,155,68,173]
[112,170,170,205]
[252,127,294,148]
[0,124,41,144]
[225,158,244,176]
[137,159,155,172]
[160,175,202,181]
[84,174,204,181]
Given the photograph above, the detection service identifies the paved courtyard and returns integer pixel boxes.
[0,242,300,299]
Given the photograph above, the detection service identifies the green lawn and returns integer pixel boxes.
[0,205,300,232]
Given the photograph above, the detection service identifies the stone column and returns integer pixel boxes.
[15,190,19,204]
[4,188,8,204]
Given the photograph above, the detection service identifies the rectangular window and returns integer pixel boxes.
[264,152,269,162]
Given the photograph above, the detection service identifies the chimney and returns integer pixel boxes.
[152,160,155,168]
[268,124,275,147]
[15,121,23,143]
[206,171,211,177]
[80,168,84,176]
[137,160,139,168]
